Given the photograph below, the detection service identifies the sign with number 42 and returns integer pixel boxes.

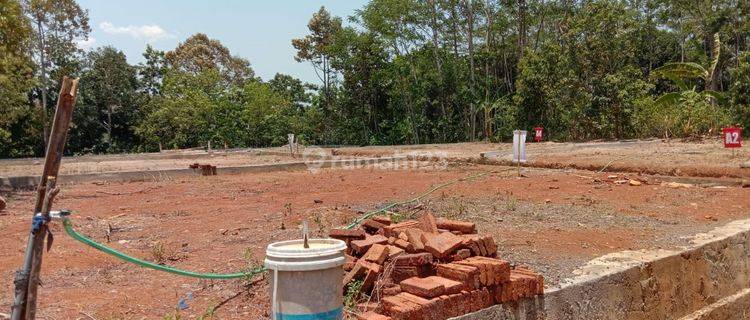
[723,127,742,148]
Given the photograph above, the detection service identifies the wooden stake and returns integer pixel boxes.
[11,77,78,320]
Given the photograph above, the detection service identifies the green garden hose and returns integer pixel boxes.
[62,219,265,279]
[61,171,489,279]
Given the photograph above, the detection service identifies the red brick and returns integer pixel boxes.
[436,218,476,234]
[483,236,498,256]
[398,293,439,320]
[344,260,381,287]
[381,294,421,320]
[344,262,368,287]
[393,253,433,266]
[422,232,463,259]
[391,265,420,283]
[329,228,366,240]
[351,235,388,255]
[456,257,510,286]
[372,215,392,225]
[363,219,388,233]
[393,238,414,252]
[404,228,425,251]
[418,212,439,233]
[452,248,471,261]
[381,284,402,296]
[344,254,357,271]
[430,276,464,295]
[400,277,446,298]
[363,244,390,265]
[386,245,405,260]
[383,220,422,237]
[469,256,511,284]
[512,268,544,295]
[357,302,381,313]
[357,311,392,320]
[436,263,480,290]
[362,263,381,292]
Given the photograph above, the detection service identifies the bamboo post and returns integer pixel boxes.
[11,77,78,320]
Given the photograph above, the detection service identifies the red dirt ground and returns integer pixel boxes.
[1,164,750,319]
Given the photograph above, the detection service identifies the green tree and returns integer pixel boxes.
[139,44,167,96]
[0,0,39,157]
[292,6,342,111]
[165,33,254,86]
[268,73,313,110]
[728,52,750,129]
[21,0,90,147]
[72,46,140,153]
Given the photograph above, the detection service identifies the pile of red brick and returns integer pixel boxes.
[329,213,544,320]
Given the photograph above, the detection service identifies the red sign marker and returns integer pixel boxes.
[533,127,543,142]
[722,127,742,148]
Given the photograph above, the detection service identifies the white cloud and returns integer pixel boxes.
[100,21,170,42]
[75,37,96,50]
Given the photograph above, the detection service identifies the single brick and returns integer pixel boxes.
[383,220,422,237]
[363,219,387,233]
[393,238,414,252]
[436,218,476,234]
[346,260,381,285]
[430,276,464,295]
[381,294,421,320]
[483,236,498,256]
[404,228,425,251]
[351,235,389,255]
[386,245,405,260]
[357,311,392,320]
[362,263,381,292]
[418,212,439,233]
[400,277,446,298]
[423,232,464,259]
[363,244,390,265]
[329,228,366,240]
[398,292,436,320]
[372,215,392,225]
[381,284,402,296]
[344,254,358,271]
[391,265,420,283]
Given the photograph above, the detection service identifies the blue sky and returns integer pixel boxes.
[76,1,368,84]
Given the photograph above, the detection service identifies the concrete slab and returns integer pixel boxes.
[453,218,750,320]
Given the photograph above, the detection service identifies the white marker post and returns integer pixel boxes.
[287,134,296,158]
[513,130,527,176]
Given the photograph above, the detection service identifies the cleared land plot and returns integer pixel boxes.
[1,163,749,318]
[312,140,750,178]
[0,151,298,176]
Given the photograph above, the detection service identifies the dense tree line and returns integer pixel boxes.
[1,0,750,158]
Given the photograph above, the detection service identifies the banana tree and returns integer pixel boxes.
[650,33,726,138]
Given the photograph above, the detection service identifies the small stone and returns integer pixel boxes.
[628,179,642,186]
[0,196,5,212]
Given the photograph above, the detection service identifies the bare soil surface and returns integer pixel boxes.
[1,163,749,319]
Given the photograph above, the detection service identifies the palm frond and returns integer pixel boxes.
[702,90,726,104]
[654,92,683,107]
[651,62,708,85]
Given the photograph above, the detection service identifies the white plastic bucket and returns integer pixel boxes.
[265,238,347,320]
